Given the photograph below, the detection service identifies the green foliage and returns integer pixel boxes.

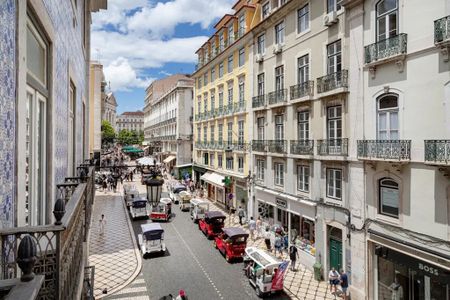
[117,129,144,145]
[101,120,116,146]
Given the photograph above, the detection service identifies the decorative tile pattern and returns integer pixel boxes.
[0,0,16,229]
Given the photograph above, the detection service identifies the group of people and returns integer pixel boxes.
[328,267,349,299]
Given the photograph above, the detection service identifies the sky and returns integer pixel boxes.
[91,0,236,114]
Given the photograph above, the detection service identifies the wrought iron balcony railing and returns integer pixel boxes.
[252,95,266,108]
[290,81,314,100]
[290,140,314,155]
[268,140,287,153]
[223,104,234,115]
[268,89,287,105]
[365,33,407,65]
[424,140,450,164]
[357,140,411,160]
[317,70,348,94]
[434,16,450,45]
[215,107,224,117]
[230,141,248,151]
[234,101,246,113]
[252,140,268,152]
[317,138,349,156]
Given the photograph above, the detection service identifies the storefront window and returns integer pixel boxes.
[258,202,274,223]
[291,214,315,256]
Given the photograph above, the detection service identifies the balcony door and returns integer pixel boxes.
[275,115,284,141]
[327,106,342,153]
[377,94,399,140]
[376,0,398,41]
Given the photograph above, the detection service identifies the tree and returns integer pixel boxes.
[101,120,116,146]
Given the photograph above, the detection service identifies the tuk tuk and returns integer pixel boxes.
[124,187,140,209]
[130,198,149,220]
[138,223,166,256]
[198,211,226,239]
[243,246,287,297]
[170,184,187,204]
[189,198,209,223]
[179,191,192,211]
[150,198,172,222]
[213,227,249,262]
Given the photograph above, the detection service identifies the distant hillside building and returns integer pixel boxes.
[116,111,144,132]
[102,92,117,127]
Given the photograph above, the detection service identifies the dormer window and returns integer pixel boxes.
[228,25,234,44]
[262,2,270,18]
[238,14,246,37]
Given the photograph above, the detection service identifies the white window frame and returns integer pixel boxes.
[326,168,342,200]
[228,55,233,73]
[327,40,342,75]
[238,120,244,144]
[298,111,309,140]
[297,4,310,34]
[275,114,284,140]
[257,34,265,55]
[219,61,224,78]
[238,156,244,172]
[262,2,270,19]
[257,73,265,96]
[377,94,399,140]
[297,54,309,84]
[227,85,233,106]
[275,65,284,91]
[226,156,234,170]
[274,162,285,186]
[257,117,265,140]
[238,47,245,67]
[378,177,399,218]
[275,21,285,45]
[327,0,343,13]
[297,165,310,192]
[256,159,265,181]
[218,154,223,168]
[376,0,398,41]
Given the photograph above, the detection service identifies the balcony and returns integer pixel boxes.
[424,140,450,165]
[230,141,248,152]
[317,138,349,156]
[290,140,314,155]
[223,104,234,116]
[357,140,411,161]
[317,70,348,94]
[195,141,205,149]
[290,81,314,101]
[435,16,450,61]
[252,95,266,109]
[252,140,268,152]
[364,34,407,74]
[268,89,287,105]
[233,101,246,113]
[268,140,287,154]
[215,107,224,117]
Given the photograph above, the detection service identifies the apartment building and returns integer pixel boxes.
[144,74,194,174]
[192,0,259,211]
[116,111,144,132]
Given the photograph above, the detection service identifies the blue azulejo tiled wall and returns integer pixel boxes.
[0,0,16,229]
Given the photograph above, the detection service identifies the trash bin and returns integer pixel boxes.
[313,261,322,281]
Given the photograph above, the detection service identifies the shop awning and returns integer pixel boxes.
[200,172,225,187]
[163,155,176,163]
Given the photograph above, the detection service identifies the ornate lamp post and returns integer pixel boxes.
[143,168,164,207]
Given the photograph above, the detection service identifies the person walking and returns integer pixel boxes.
[175,290,188,300]
[256,216,262,238]
[274,234,282,257]
[264,227,271,250]
[238,206,245,225]
[248,217,256,240]
[328,267,340,294]
[289,244,299,271]
[340,269,349,300]
[99,214,106,235]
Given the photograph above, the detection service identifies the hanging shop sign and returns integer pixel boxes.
[276,198,287,209]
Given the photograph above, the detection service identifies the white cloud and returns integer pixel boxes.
[104,57,154,92]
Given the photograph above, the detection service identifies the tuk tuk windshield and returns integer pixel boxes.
[132,201,147,208]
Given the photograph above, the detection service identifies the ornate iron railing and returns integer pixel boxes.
[234,101,246,113]
[290,140,314,155]
[252,95,266,108]
[0,166,95,299]
[317,70,348,93]
[424,140,449,164]
[357,140,411,160]
[268,89,287,105]
[365,33,407,64]
[268,140,287,153]
[434,16,450,44]
[317,138,349,156]
[223,104,234,115]
[252,140,268,152]
[290,81,314,100]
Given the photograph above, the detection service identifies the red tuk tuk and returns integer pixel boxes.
[198,211,226,239]
[213,227,249,262]
[149,198,172,222]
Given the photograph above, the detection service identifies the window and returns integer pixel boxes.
[227,85,233,106]
[275,65,284,91]
[297,165,310,192]
[203,94,208,112]
[210,93,215,111]
[257,73,265,96]
[239,14,246,37]
[257,117,265,140]
[219,62,224,78]
[210,125,215,142]
[275,21,285,44]
[204,72,208,85]
[257,34,265,55]
[327,40,342,74]
[327,168,342,199]
[256,159,265,181]
[210,153,215,166]
[238,48,245,67]
[297,54,309,84]
[203,153,209,165]
[238,79,245,105]
[228,55,233,73]
[211,67,215,81]
[68,81,76,176]
[376,0,398,41]
[218,154,223,168]
[327,0,342,13]
[219,89,224,108]
[238,120,244,145]
[238,156,244,171]
[379,178,399,218]
[274,163,284,186]
[377,94,399,140]
[275,115,284,140]
[228,26,234,45]
[298,111,309,140]
[297,4,309,34]
[262,2,270,18]
[198,77,202,89]
[327,106,342,151]
[227,122,233,145]
[203,126,207,143]
[219,32,225,50]
[226,156,234,170]
[218,124,223,145]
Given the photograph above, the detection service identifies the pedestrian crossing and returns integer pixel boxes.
[105,274,150,300]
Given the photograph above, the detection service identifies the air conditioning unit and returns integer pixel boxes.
[323,11,338,27]
[225,146,233,152]
[273,43,283,54]
[255,53,264,63]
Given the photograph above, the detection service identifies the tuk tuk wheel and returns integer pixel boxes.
[225,253,231,262]
[256,286,263,298]
[213,240,217,249]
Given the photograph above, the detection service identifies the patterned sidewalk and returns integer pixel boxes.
[88,187,142,299]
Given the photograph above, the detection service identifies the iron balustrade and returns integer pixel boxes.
[252,140,268,152]
[424,140,450,164]
[317,70,348,93]
[357,140,411,160]
[223,104,234,115]
[252,95,266,108]
[317,138,349,156]
[434,16,450,44]
[268,89,287,105]
[234,101,246,113]
[364,33,407,64]
[290,81,314,100]
[268,140,287,153]
[231,142,248,151]
[290,140,314,155]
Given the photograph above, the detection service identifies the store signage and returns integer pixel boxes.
[276,198,287,209]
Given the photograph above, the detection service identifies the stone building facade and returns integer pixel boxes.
[116,111,144,132]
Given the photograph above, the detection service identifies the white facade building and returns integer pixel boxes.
[102,92,117,127]
[116,111,144,132]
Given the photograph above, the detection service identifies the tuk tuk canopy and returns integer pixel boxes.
[245,246,282,269]
[223,227,248,239]
[173,184,187,193]
[205,211,226,221]
[141,223,164,240]
[132,200,147,208]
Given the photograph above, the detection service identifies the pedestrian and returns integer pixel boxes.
[102,179,107,191]
[130,171,134,181]
[328,267,340,294]
[264,227,271,250]
[238,206,245,225]
[255,216,262,238]
[248,217,256,240]
[289,244,298,271]
[274,234,282,257]
[99,214,106,235]
[175,289,188,300]
[340,269,349,300]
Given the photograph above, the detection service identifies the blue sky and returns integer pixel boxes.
[91,0,235,114]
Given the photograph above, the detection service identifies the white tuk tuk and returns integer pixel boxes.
[138,223,166,257]
[190,198,209,223]
[179,191,192,211]
[130,198,149,220]
[124,185,140,209]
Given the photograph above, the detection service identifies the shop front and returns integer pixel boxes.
[200,172,225,204]
[235,179,248,214]
[193,165,207,183]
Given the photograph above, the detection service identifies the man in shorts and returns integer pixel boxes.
[328,267,339,294]
[340,269,349,300]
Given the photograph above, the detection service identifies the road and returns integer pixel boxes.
[130,193,292,300]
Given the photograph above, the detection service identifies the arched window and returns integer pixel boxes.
[376,0,398,41]
[379,178,399,218]
[377,94,398,140]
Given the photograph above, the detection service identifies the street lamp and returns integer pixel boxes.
[143,168,164,207]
